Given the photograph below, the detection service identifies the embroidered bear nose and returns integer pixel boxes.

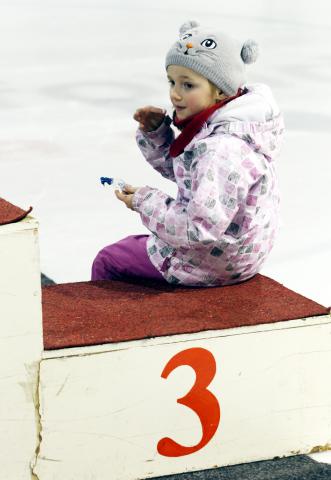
[186,42,193,49]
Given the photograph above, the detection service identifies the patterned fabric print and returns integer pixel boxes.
[133,84,284,286]
[136,117,175,181]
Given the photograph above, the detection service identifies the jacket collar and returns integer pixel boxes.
[169,88,245,158]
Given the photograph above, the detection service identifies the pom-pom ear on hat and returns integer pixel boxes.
[179,20,199,35]
[241,39,259,64]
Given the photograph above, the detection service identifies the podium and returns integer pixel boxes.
[0,199,42,480]
[0,198,330,480]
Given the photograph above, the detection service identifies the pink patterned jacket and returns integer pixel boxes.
[132,84,284,286]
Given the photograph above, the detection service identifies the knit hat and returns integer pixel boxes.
[165,20,259,96]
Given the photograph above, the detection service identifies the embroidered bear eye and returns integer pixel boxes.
[181,33,192,40]
[201,38,217,49]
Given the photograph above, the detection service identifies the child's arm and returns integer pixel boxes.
[132,141,250,249]
[134,106,176,182]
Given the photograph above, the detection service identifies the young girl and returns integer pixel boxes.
[91,20,284,287]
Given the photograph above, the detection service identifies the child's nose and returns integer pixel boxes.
[186,42,193,49]
[171,89,182,101]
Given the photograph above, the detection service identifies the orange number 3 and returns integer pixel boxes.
[157,347,221,457]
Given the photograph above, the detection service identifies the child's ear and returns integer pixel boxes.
[216,91,227,101]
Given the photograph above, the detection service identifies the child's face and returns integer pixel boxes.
[167,65,222,120]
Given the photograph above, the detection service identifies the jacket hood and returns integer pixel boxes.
[208,83,285,162]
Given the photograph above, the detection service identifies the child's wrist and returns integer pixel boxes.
[131,186,152,212]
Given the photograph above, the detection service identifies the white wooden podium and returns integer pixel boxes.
[0,203,42,480]
[35,315,331,480]
[0,199,330,480]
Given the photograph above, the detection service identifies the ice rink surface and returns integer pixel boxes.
[0,0,330,466]
[1,0,330,301]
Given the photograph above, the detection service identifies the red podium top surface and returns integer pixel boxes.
[0,198,32,225]
[42,274,329,350]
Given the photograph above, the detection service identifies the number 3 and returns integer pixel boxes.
[157,347,221,457]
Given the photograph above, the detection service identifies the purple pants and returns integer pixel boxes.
[91,235,165,282]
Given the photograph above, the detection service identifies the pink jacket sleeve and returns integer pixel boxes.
[136,116,176,182]
[132,140,251,249]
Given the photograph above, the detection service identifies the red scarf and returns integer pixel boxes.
[169,88,245,158]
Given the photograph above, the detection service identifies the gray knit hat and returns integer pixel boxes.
[165,20,259,96]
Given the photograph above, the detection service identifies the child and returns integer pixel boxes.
[91,20,284,287]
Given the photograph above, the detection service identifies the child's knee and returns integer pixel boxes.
[91,244,125,281]
[91,246,114,280]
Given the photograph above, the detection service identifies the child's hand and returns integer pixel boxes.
[133,106,166,132]
[115,184,138,210]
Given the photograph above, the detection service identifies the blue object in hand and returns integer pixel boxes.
[100,177,126,190]
[100,177,113,186]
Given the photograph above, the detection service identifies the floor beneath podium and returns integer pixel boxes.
[154,455,331,480]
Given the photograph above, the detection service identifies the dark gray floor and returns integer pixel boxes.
[41,273,56,286]
[152,456,331,480]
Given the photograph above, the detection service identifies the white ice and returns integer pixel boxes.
[0,0,330,465]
